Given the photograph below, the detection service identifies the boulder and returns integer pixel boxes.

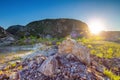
[9,72,19,80]
[58,38,90,65]
[38,55,58,76]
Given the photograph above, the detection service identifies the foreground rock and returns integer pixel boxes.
[38,55,58,76]
[59,38,90,65]
[19,54,107,80]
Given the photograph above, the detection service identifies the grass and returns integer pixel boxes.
[0,51,29,64]
[104,68,120,80]
[14,36,65,45]
[77,37,120,58]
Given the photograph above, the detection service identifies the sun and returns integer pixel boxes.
[88,19,105,34]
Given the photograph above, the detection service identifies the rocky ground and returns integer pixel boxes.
[0,39,113,80]
[91,55,120,76]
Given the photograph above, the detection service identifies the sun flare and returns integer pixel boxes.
[88,19,105,34]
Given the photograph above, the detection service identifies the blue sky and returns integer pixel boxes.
[0,0,120,30]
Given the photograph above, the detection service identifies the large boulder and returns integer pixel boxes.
[38,55,58,76]
[58,38,90,65]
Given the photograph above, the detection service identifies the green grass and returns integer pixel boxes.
[77,37,120,58]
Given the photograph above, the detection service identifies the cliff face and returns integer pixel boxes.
[7,19,90,38]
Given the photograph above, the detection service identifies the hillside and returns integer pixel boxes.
[0,26,8,38]
[7,19,90,38]
[0,26,15,46]
[100,31,120,42]
[6,25,25,37]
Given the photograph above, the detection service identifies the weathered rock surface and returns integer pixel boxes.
[58,38,90,65]
[38,55,58,76]
[19,54,107,80]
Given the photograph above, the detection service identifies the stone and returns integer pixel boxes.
[45,34,52,39]
[0,74,9,80]
[9,72,19,80]
[58,38,90,65]
[19,53,108,80]
[38,55,58,76]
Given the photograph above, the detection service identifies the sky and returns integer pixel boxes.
[0,0,120,31]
